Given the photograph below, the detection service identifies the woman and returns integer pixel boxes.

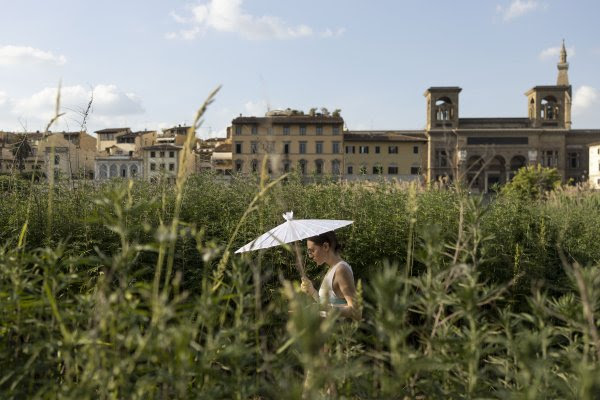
[300,231,360,320]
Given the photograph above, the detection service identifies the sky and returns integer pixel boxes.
[0,0,599,138]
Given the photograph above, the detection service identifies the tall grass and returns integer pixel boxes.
[2,98,600,397]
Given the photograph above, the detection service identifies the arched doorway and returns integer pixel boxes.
[485,155,506,192]
[509,155,527,179]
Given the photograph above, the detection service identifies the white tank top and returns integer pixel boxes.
[318,261,353,306]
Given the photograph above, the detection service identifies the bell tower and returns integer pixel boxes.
[424,87,462,130]
[525,41,572,129]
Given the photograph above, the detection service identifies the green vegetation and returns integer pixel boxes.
[2,169,600,399]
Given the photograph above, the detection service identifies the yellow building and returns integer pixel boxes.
[230,109,344,176]
[344,131,427,181]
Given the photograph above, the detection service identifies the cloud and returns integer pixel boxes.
[167,0,341,40]
[539,45,575,60]
[0,45,66,66]
[496,0,540,21]
[573,86,599,116]
[0,91,7,107]
[2,84,144,132]
[244,100,268,116]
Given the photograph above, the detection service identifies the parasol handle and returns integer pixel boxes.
[293,242,306,279]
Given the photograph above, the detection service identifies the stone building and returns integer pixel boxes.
[423,41,600,192]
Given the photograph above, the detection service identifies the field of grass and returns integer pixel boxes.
[1,169,600,399]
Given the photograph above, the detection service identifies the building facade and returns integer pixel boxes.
[423,42,600,192]
[231,109,344,176]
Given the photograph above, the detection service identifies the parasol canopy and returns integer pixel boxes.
[235,211,353,254]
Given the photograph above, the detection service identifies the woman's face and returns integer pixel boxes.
[307,240,329,266]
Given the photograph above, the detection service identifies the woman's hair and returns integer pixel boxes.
[307,231,342,253]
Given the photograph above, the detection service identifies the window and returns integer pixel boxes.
[283,142,290,154]
[567,152,580,169]
[435,150,448,167]
[150,163,156,171]
[283,126,290,135]
[121,166,127,178]
[283,161,290,173]
[251,141,258,154]
[373,165,383,175]
[169,151,175,158]
[332,126,340,135]
[413,146,419,154]
[359,146,369,154]
[332,141,340,154]
[316,141,323,154]
[316,125,323,135]
[235,160,243,172]
[160,163,165,170]
[375,146,380,154]
[169,163,175,171]
[299,159,307,175]
[411,167,420,175]
[299,141,307,154]
[54,155,60,165]
[160,151,165,157]
[388,166,398,174]
[235,125,242,135]
[251,126,258,135]
[389,146,398,154]
[235,142,242,154]
[299,125,307,135]
[541,150,559,167]
[359,165,367,174]
[315,160,323,174]
[346,145,355,154]
[251,159,258,173]
[151,151,156,158]
[332,160,340,175]
[347,166,353,175]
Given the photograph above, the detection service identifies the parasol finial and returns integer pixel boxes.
[283,211,294,221]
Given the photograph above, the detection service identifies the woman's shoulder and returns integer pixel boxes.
[335,260,353,274]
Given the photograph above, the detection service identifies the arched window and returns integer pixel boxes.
[315,159,324,174]
[130,164,138,177]
[331,159,340,175]
[100,164,108,179]
[120,164,128,178]
[541,96,558,120]
[298,159,307,175]
[234,159,243,172]
[435,97,453,121]
[109,164,118,178]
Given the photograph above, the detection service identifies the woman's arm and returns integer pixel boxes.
[300,277,320,302]
[334,266,362,321]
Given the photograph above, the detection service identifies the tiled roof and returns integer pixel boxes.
[345,130,426,142]
[95,128,131,134]
[232,116,343,125]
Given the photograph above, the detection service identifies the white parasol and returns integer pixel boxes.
[235,211,353,254]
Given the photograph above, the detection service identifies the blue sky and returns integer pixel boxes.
[0,0,599,138]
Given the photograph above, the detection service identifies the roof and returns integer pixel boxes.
[214,143,232,152]
[425,86,462,93]
[142,144,183,151]
[344,130,427,142]
[232,115,343,125]
[95,128,131,134]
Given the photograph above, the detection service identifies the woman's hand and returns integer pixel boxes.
[300,277,319,301]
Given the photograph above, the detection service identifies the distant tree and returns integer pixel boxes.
[332,109,342,117]
[501,165,561,200]
[11,134,33,172]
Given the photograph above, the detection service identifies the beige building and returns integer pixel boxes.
[230,109,344,177]
[344,131,427,181]
[210,142,233,175]
[44,131,97,179]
